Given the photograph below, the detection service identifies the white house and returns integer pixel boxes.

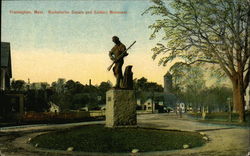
[140,98,164,113]
[49,102,60,113]
[79,106,89,111]
[143,98,155,112]
[137,99,141,106]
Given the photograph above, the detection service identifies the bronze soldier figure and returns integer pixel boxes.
[109,36,128,88]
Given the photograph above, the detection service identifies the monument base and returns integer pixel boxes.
[105,89,137,127]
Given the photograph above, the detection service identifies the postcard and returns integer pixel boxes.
[1,0,249,156]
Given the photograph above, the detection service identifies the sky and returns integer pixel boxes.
[1,0,170,86]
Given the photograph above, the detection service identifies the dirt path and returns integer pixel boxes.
[137,113,250,156]
[0,113,249,156]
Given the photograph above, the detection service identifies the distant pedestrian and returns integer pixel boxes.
[176,107,179,116]
[179,107,182,118]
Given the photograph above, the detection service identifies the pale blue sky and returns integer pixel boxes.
[1,0,169,85]
[2,0,159,54]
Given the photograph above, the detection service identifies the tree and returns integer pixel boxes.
[99,81,112,93]
[11,79,26,91]
[64,80,84,94]
[98,81,112,104]
[41,82,49,90]
[72,93,89,109]
[135,77,148,91]
[144,0,250,122]
[51,78,66,93]
[171,66,206,111]
[202,86,232,112]
[134,77,164,92]
[26,89,49,112]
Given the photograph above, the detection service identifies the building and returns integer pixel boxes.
[143,98,155,112]
[49,102,60,113]
[1,42,12,90]
[163,72,178,108]
[0,42,25,119]
[30,82,49,90]
[137,99,141,106]
[137,97,164,113]
[164,72,172,93]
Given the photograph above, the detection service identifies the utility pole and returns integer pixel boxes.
[227,97,232,122]
[151,91,155,113]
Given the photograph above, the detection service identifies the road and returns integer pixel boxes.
[0,113,249,156]
[137,113,250,156]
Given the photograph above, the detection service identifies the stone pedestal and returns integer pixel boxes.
[105,89,137,127]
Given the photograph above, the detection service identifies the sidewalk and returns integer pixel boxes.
[0,113,249,156]
[137,113,250,156]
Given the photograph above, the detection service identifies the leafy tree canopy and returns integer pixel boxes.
[143,0,249,122]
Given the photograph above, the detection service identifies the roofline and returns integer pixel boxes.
[0,42,12,77]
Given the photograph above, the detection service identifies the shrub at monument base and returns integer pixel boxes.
[31,125,205,153]
[20,112,104,124]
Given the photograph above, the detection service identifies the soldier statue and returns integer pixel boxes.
[109,36,128,88]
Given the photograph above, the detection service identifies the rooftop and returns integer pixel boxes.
[1,42,12,77]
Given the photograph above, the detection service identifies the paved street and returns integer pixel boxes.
[0,113,249,156]
[137,113,250,156]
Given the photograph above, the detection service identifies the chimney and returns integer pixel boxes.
[89,79,92,86]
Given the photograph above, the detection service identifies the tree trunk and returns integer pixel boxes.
[232,77,246,122]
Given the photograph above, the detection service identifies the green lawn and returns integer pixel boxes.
[31,125,205,153]
[187,111,250,125]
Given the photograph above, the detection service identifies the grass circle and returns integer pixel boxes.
[31,125,205,153]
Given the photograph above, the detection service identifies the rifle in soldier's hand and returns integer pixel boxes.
[107,41,136,71]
